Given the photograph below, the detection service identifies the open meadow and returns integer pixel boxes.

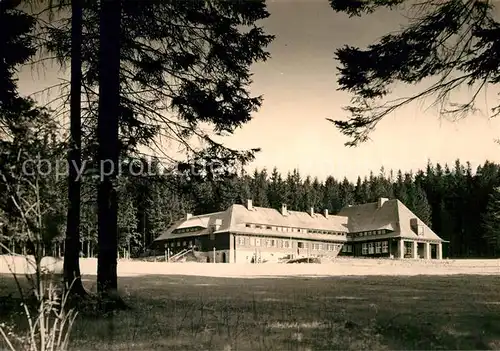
[2,270,500,350]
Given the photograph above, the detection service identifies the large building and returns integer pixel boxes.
[153,198,446,263]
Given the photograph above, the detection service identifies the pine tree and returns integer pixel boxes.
[394,170,409,204]
[250,169,269,207]
[328,0,500,147]
[409,185,432,226]
[482,187,500,257]
[339,177,355,209]
[267,167,285,209]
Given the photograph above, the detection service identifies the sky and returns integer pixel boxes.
[17,0,500,182]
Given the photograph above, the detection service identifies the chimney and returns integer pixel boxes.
[310,207,314,216]
[324,209,328,218]
[378,198,389,208]
[247,199,253,211]
[281,204,288,216]
[186,213,192,220]
[214,218,222,231]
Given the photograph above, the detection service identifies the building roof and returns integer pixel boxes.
[337,200,399,233]
[336,199,444,242]
[154,204,349,243]
[154,209,230,241]
[154,198,445,244]
[226,204,348,233]
[396,200,444,242]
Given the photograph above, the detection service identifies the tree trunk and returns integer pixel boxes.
[63,0,86,297]
[97,0,122,304]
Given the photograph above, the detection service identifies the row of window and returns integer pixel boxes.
[244,223,346,236]
[174,225,388,238]
[168,240,193,248]
[341,244,353,253]
[166,237,342,252]
[352,230,387,238]
[174,227,200,234]
[236,236,341,252]
[361,241,389,255]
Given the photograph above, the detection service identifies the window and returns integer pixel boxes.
[189,240,193,247]
[271,239,276,247]
[267,226,272,230]
[318,244,324,250]
[238,237,245,246]
[347,245,353,253]
[375,242,382,254]
[256,225,262,229]
[382,241,389,253]
[362,243,368,255]
[284,240,290,248]
[368,242,374,254]
[342,245,347,253]
[245,237,250,246]
[245,224,251,228]
[405,243,412,255]
[255,238,261,247]
[183,241,187,246]
[298,242,305,248]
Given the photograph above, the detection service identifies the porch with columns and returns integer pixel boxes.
[398,239,442,259]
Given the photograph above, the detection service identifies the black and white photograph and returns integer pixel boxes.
[1,0,500,349]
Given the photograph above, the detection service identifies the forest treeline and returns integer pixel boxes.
[3,153,500,259]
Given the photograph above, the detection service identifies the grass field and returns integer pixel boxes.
[2,274,500,350]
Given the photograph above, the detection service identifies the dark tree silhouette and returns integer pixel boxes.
[0,0,36,131]
[96,0,122,302]
[327,0,499,146]
[482,186,500,256]
[63,0,87,297]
